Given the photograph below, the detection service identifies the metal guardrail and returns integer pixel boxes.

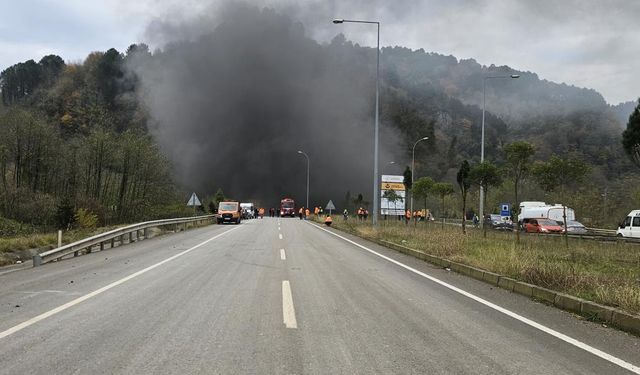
[33,215,216,266]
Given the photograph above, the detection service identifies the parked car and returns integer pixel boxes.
[484,214,513,231]
[555,220,587,234]
[522,218,565,233]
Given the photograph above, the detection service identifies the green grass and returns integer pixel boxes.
[0,226,125,266]
[321,217,640,315]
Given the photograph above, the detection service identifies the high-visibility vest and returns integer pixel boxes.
[405,210,411,218]
[324,216,333,223]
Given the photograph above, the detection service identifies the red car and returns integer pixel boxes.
[523,218,565,233]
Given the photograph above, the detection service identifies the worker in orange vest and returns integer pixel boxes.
[258,207,265,218]
[298,207,304,220]
[324,215,333,226]
[305,208,310,219]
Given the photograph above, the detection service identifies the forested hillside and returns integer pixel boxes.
[0,49,189,230]
[0,5,638,229]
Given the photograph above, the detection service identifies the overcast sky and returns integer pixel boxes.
[1,0,638,104]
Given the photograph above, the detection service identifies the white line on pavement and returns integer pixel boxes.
[306,222,640,374]
[282,280,297,329]
[279,233,283,240]
[0,225,242,340]
[280,249,286,260]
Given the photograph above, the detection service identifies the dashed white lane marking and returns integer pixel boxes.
[279,233,283,240]
[280,249,286,260]
[0,226,242,340]
[307,222,640,374]
[282,280,297,329]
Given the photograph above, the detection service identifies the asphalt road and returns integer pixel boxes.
[0,217,639,374]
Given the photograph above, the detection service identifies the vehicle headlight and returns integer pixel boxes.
[540,228,548,232]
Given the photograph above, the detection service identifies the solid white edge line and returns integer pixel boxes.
[280,249,286,260]
[0,225,242,340]
[282,280,297,328]
[306,221,640,374]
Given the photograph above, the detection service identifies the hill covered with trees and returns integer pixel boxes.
[0,5,638,229]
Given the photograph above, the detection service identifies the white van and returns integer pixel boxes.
[518,204,575,223]
[617,210,640,238]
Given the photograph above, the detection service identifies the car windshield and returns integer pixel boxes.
[219,203,238,211]
[567,221,584,227]
[282,201,294,208]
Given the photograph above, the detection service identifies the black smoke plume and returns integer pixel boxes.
[130,3,401,209]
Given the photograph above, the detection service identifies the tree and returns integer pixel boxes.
[531,154,590,248]
[412,177,434,227]
[214,188,226,207]
[469,161,503,237]
[403,165,413,214]
[622,99,640,169]
[503,141,535,241]
[457,160,471,234]
[432,182,455,226]
[531,155,590,197]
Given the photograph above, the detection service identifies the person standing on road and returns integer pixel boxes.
[305,208,310,220]
[299,207,304,220]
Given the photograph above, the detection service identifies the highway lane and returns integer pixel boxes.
[0,217,638,374]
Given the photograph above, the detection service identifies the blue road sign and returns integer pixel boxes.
[500,203,511,217]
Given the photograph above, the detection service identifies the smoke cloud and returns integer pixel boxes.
[130,2,402,208]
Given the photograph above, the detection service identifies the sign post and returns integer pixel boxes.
[187,192,201,216]
[325,200,336,216]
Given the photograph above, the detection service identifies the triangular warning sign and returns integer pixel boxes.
[187,192,201,206]
[325,200,336,210]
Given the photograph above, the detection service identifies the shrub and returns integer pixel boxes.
[74,208,98,229]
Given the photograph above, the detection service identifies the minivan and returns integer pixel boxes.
[617,210,640,238]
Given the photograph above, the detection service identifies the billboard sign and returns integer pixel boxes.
[380,175,406,216]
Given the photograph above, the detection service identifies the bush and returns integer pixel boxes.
[0,216,35,236]
[74,208,98,229]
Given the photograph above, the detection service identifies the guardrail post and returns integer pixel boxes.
[100,242,104,251]
[57,230,62,248]
[183,222,187,231]
[111,238,115,248]
[32,254,41,267]
[144,228,149,239]
[129,232,133,243]
[86,246,92,254]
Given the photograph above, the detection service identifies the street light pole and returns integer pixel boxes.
[479,74,519,225]
[297,150,310,209]
[411,136,429,215]
[333,18,380,225]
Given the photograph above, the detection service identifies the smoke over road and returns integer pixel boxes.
[130,3,402,208]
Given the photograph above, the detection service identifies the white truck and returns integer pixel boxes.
[616,210,640,238]
[518,203,575,223]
